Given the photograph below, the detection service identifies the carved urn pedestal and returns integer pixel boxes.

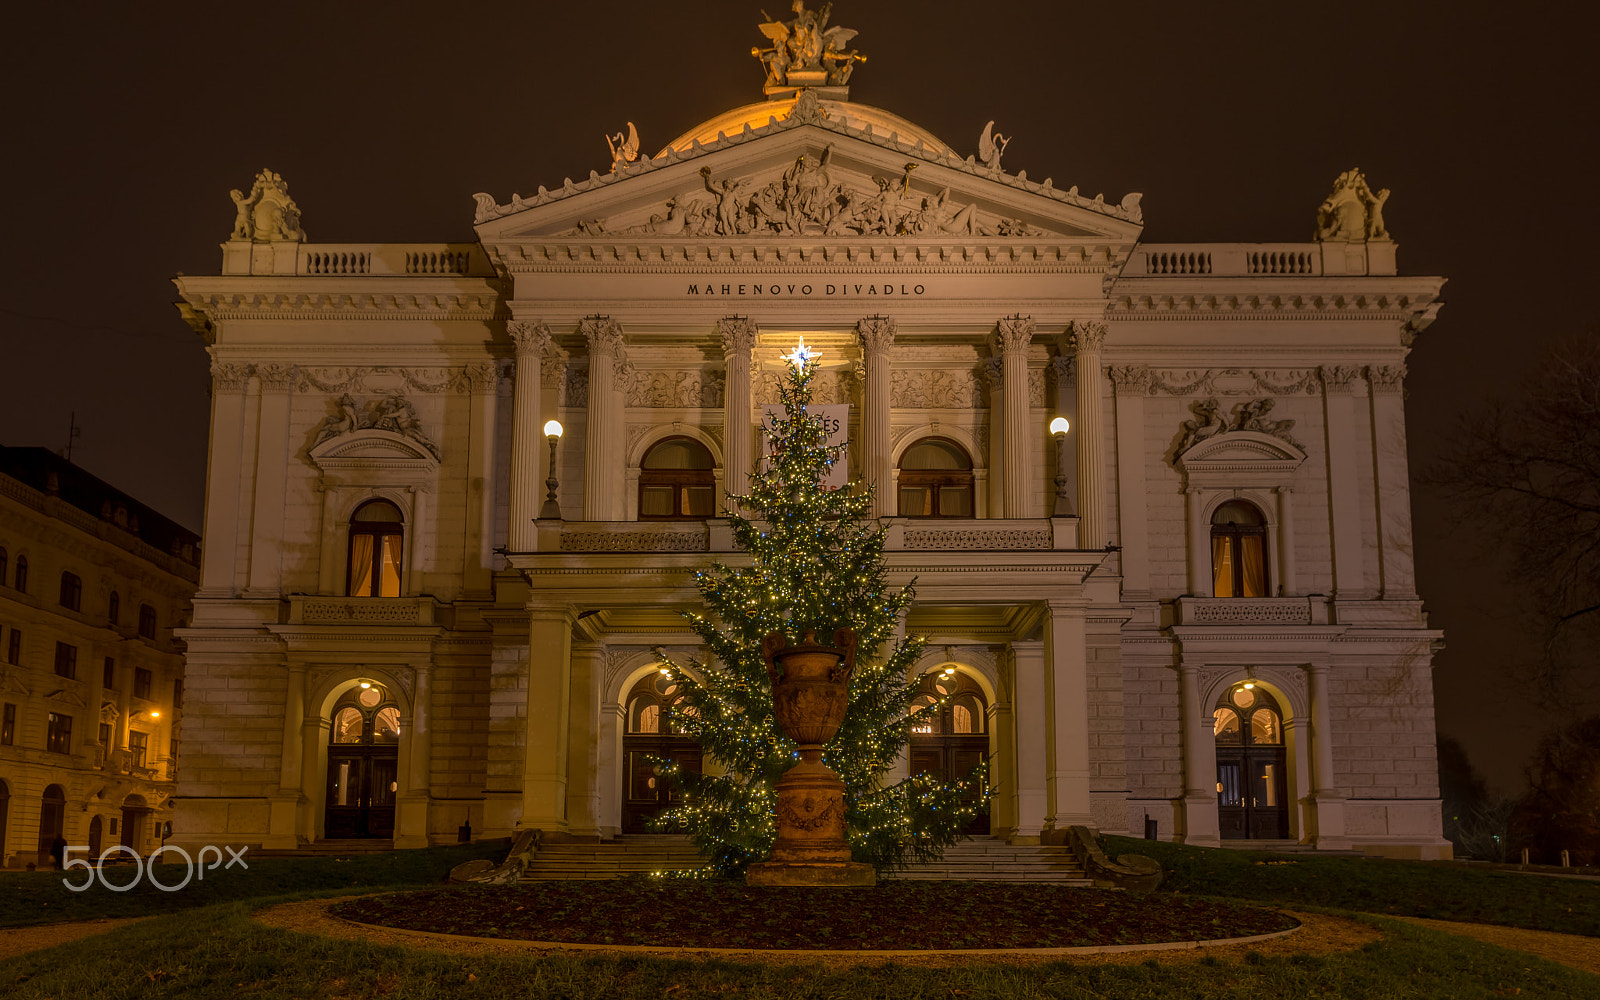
[746,628,876,887]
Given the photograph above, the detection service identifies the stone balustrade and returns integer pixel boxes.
[538,517,1081,554]
[1174,596,1330,626]
[1131,243,1401,278]
[288,595,441,626]
[295,244,490,277]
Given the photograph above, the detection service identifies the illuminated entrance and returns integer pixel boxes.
[909,669,990,835]
[1214,683,1289,839]
[622,671,701,833]
[325,682,400,838]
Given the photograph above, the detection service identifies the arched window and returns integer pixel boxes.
[348,500,404,597]
[621,670,702,833]
[639,437,716,520]
[897,437,974,518]
[908,668,990,834]
[108,591,120,625]
[329,683,401,746]
[59,572,82,611]
[1211,500,1269,597]
[1213,683,1288,840]
[14,555,27,593]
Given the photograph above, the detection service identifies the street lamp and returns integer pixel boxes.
[1050,417,1075,516]
[540,420,564,519]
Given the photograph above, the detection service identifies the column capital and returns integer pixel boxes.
[1367,363,1406,395]
[508,319,552,356]
[856,314,897,355]
[1319,364,1363,394]
[991,313,1035,355]
[1066,319,1107,353]
[1109,363,1151,395]
[210,361,253,393]
[462,362,498,394]
[717,315,759,357]
[579,315,625,357]
[979,355,1005,387]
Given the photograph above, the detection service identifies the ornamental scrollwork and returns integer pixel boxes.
[1108,364,1150,395]
[717,316,759,357]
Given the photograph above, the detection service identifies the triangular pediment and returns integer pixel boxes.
[475,111,1143,247]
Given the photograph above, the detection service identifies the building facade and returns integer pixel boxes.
[171,13,1450,859]
[0,447,198,867]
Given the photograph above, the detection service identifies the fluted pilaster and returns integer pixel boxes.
[581,316,625,521]
[857,315,897,517]
[507,321,551,549]
[992,315,1035,518]
[1069,320,1108,547]
[718,316,758,512]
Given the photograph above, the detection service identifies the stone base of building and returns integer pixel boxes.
[746,860,876,887]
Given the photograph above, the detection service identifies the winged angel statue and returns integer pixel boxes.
[754,2,865,88]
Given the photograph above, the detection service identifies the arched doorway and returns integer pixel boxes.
[1214,683,1289,839]
[909,668,990,834]
[321,681,400,838]
[621,671,701,833]
[324,682,401,838]
[88,815,103,857]
[121,794,150,853]
[37,784,66,862]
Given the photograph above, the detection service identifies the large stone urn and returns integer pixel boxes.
[746,627,877,886]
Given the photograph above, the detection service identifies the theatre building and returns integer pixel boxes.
[170,10,1450,859]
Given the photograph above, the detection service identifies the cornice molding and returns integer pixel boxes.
[178,290,499,322]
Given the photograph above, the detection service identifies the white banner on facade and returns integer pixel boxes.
[761,404,849,489]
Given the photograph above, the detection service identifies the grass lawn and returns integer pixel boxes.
[1107,836,1600,936]
[2,837,1597,998]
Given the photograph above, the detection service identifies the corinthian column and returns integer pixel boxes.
[1069,320,1108,548]
[507,321,551,550]
[581,316,625,521]
[992,315,1035,518]
[717,316,758,512]
[856,316,897,517]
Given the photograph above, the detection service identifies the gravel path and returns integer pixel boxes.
[1391,916,1600,977]
[0,919,147,962]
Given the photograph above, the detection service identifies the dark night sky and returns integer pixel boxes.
[2,1,1595,792]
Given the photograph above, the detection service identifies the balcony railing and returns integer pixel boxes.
[1175,597,1329,626]
[536,518,1078,554]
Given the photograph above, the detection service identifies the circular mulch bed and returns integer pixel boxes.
[329,880,1299,951]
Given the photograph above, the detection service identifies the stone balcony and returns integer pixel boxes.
[1173,596,1331,626]
[537,517,1080,553]
[221,241,495,277]
[287,595,442,626]
[1129,241,1396,278]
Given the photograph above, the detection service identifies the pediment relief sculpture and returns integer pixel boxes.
[569,149,1051,239]
[626,370,725,408]
[1316,168,1389,243]
[310,393,440,459]
[228,168,305,243]
[1175,396,1301,456]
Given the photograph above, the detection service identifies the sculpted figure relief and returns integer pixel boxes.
[978,121,1011,170]
[606,122,640,171]
[1176,399,1228,453]
[1176,396,1299,454]
[227,169,306,243]
[1316,168,1390,242]
[312,393,438,458]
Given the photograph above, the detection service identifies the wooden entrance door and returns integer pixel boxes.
[324,683,402,840]
[1214,684,1290,840]
[37,785,65,862]
[908,670,991,835]
[621,672,702,834]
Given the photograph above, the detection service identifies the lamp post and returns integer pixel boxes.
[539,420,564,519]
[1050,416,1074,516]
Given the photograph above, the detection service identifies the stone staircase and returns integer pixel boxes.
[517,834,1091,884]
[891,837,1092,884]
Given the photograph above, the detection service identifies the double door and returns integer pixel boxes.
[622,737,701,834]
[326,749,398,838]
[909,736,990,835]
[1216,747,1289,839]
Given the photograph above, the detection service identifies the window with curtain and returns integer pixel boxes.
[638,437,716,520]
[1211,500,1269,597]
[348,499,405,597]
[897,437,974,517]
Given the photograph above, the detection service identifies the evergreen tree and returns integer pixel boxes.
[653,339,981,876]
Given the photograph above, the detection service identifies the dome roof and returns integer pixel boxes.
[660,96,955,158]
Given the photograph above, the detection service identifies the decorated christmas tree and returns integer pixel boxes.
[653,338,982,877]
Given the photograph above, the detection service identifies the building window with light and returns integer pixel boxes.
[46,712,72,754]
[898,437,974,518]
[638,437,717,520]
[347,500,405,597]
[129,730,148,767]
[1,703,14,745]
[1211,500,1269,597]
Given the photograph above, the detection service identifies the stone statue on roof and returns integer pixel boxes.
[754,2,865,96]
[226,169,305,244]
[1316,168,1390,243]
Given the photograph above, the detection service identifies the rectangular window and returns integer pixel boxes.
[134,668,152,700]
[46,712,72,754]
[54,641,77,679]
[97,722,112,767]
[103,657,115,689]
[6,629,19,665]
[138,605,157,639]
[59,572,82,611]
[1,703,14,745]
[173,678,184,710]
[128,730,148,767]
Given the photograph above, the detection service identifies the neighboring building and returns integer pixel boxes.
[170,6,1450,859]
[0,446,199,867]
